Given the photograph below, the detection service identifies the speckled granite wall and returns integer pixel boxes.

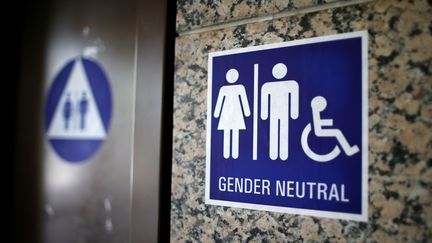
[176,0,340,33]
[171,0,432,242]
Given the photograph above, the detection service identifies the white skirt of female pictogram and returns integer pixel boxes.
[216,85,248,130]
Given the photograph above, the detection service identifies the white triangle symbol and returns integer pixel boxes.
[47,58,107,140]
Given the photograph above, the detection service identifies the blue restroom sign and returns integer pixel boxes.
[205,31,368,221]
[45,57,112,162]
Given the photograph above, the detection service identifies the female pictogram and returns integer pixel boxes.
[214,69,251,159]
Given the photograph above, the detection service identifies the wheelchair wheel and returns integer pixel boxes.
[301,123,341,162]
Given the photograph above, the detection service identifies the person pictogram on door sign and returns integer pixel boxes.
[79,91,89,130]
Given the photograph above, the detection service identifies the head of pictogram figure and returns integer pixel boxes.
[311,96,327,111]
[272,63,288,80]
[226,68,239,84]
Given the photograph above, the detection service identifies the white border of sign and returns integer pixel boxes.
[205,30,368,222]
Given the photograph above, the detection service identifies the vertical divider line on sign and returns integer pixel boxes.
[253,64,258,160]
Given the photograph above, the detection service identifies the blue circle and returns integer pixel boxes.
[44,57,113,162]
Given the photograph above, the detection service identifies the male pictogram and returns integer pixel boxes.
[79,91,89,130]
[260,63,299,160]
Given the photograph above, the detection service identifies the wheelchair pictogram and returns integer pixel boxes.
[301,96,359,162]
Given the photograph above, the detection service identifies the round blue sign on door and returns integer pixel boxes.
[44,57,113,162]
